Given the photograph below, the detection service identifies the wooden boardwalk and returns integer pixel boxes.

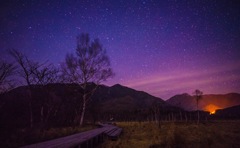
[103,126,123,140]
[21,124,122,148]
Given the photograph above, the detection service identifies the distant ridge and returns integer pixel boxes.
[166,93,240,112]
[91,83,167,112]
[215,104,240,119]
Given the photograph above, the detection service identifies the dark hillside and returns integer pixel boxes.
[0,83,173,128]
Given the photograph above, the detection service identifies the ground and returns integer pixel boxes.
[99,120,240,148]
[0,125,96,147]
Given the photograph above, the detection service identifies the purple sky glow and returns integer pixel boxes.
[0,0,240,100]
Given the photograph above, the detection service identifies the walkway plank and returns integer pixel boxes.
[21,124,122,148]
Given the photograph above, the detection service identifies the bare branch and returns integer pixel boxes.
[8,49,42,86]
[32,64,60,85]
[0,61,16,93]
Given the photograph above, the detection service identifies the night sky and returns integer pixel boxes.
[1,0,240,100]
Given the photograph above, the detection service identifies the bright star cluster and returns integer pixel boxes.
[0,0,239,99]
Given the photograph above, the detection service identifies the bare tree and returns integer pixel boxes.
[9,49,41,128]
[153,103,160,127]
[0,60,15,110]
[32,64,60,127]
[0,61,15,93]
[193,89,203,124]
[62,33,114,126]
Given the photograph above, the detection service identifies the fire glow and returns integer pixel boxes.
[210,110,216,115]
[204,104,221,115]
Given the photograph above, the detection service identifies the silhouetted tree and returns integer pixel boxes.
[0,61,15,93]
[9,49,41,128]
[32,64,60,128]
[0,60,15,110]
[62,33,114,126]
[193,89,203,124]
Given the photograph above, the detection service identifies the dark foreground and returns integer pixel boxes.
[22,124,121,148]
[1,120,240,148]
[99,120,240,148]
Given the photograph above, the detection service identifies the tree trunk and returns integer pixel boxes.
[197,100,199,124]
[79,94,87,126]
[158,113,161,128]
[155,111,158,124]
[29,101,33,128]
[180,111,182,121]
[28,88,33,128]
[185,113,188,122]
[197,110,200,124]
[41,106,44,123]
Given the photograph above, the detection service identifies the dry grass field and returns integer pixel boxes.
[99,121,240,148]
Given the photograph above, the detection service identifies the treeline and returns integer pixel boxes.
[0,84,92,129]
[0,82,237,131]
[100,107,210,123]
[0,84,211,130]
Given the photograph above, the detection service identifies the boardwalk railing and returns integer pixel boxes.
[21,124,122,148]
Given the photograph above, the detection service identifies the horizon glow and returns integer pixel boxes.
[0,0,239,100]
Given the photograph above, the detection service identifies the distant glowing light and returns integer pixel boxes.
[204,104,220,115]
[210,110,216,115]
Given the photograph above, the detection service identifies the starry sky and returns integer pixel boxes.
[0,0,240,100]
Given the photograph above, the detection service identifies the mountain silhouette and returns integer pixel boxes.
[0,83,171,128]
[215,104,240,119]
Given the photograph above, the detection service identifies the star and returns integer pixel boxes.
[0,0,239,99]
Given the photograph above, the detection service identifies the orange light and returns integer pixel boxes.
[204,104,220,115]
[210,110,215,115]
